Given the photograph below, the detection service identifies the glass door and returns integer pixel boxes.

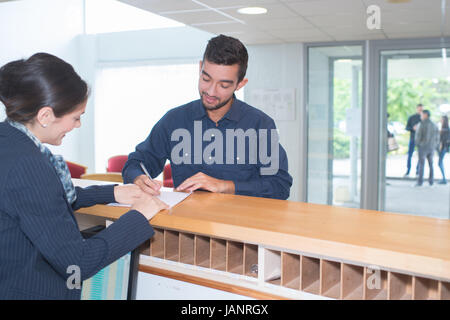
[307,45,363,208]
[380,48,450,218]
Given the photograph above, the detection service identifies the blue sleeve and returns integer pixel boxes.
[122,116,170,184]
[6,156,154,281]
[71,185,116,211]
[234,119,293,200]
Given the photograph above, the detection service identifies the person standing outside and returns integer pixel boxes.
[438,115,449,184]
[415,110,439,186]
[404,103,423,177]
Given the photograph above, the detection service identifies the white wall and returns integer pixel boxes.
[245,43,304,202]
[76,26,213,172]
[0,0,85,161]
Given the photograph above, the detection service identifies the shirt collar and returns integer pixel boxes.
[223,95,242,122]
[191,94,243,123]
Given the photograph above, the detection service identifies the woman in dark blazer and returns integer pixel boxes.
[0,53,168,299]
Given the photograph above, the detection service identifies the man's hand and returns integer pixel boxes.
[134,174,163,196]
[175,172,235,194]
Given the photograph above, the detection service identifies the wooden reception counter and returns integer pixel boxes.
[76,191,450,300]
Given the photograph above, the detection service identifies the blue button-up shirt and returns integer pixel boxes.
[122,97,292,200]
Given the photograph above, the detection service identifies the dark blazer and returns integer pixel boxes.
[0,121,154,299]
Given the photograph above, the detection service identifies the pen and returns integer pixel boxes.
[139,162,153,181]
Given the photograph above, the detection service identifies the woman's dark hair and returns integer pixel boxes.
[202,34,248,83]
[0,53,88,123]
[442,115,449,129]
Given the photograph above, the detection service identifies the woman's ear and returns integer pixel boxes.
[36,106,55,128]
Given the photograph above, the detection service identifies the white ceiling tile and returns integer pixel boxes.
[361,0,440,10]
[161,9,236,24]
[380,9,442,24]
[306,13,366,28]
[198,0,280,8]
[119,0,203,13]
[242,16,315,30]
[286,0,366,17]
[332,33,386,41]
[268,26,328,38]
[323,25,384,37]
[232,31,283,44]
[192,21,258,34]
[119,0,448,44]
[381,22,441,34]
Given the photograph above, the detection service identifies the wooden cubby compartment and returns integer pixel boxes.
[179,233,195,265]
[413,276,439,300]
[149,228,164,258]
[301,256,320,294]
[139,239,150,256]
[194,235,211,268]
[226,241,244,275]
[210,238,226,271]
[281,252,300,290]
[264,249,281,286]
[341,264,364,300]
[440,281,450,300]
[320,260,341,299]
[364,267,388,300]
[388,272,412,300]
[243,244,258,278]
[164,230,179,262]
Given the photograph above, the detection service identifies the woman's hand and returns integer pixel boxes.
[131,193,169,221]
[114,184,144,205]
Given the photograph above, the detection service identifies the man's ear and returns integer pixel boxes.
[236,78,248,91]
[36,106,55,127]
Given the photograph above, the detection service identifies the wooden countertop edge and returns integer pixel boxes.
[76,206,450,281]
[138,264,288,300]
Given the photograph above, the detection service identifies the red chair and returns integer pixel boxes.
[163,163,174,188]
[107,155,128,173]
[66,161,88,179]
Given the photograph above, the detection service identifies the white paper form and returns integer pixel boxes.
[72,179,192,209]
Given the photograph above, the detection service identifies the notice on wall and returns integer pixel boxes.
[249,88,296,121]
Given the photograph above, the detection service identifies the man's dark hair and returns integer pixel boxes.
[417,103,423,108]
[423,110,430,117]
[202,34,248,83]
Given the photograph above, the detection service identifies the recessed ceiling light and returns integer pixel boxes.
[237,7,268,15]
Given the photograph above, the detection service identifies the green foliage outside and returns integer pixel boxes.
[333,78,450,159]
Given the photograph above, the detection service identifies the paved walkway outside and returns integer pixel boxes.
[332,154,450,219]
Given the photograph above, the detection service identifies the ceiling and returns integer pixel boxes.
[119,0,450,45]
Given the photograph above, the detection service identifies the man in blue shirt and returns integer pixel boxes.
[122,35,292,200]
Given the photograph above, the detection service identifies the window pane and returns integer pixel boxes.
[307,46,363,208]
[94,62,199,172]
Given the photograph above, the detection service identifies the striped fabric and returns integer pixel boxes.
[0,122,154,300]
